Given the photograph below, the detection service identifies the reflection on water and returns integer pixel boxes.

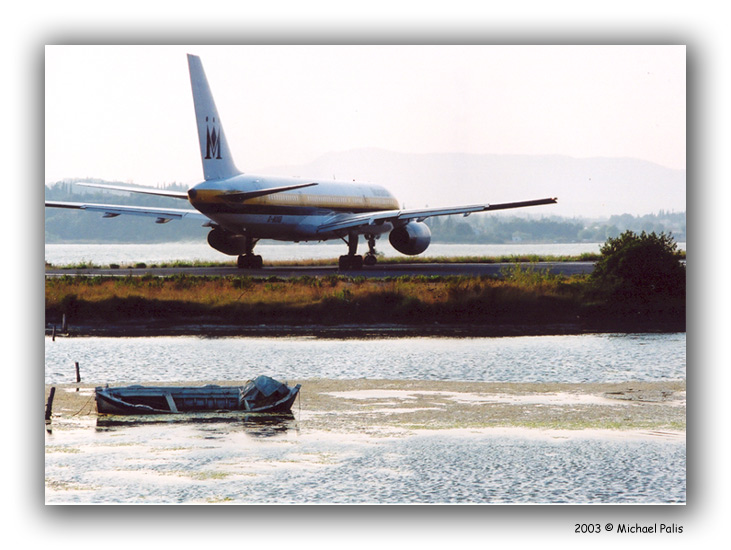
[45,331,685,504]
[241,414,298,439]
[45,420,685,504]
[95,413,298,439]
[45,333,686,385]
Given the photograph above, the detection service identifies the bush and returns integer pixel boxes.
[591,231,685,301]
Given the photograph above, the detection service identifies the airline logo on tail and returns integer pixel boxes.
[205,117,222,160]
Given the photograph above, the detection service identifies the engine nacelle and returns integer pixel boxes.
[207,228,249,256]
[388,222,431,255]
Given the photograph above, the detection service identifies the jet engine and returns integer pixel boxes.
[207,228,249,256]
[388,221,431,255]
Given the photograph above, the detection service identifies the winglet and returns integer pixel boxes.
[188,54,241,181]
[482,197,558,211]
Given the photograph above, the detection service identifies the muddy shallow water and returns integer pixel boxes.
[45,379,685,504]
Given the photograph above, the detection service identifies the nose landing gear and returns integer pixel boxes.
[364,234,378,266]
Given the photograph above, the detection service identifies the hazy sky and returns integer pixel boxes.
[45,45,685,186]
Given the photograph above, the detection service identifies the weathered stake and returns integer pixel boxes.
[45,387,56,422]
[75,362,81,383]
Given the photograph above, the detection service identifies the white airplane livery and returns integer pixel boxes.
[46,54,557,269]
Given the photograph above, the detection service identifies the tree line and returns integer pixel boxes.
[45,181,686,244]
[425,210,685,244]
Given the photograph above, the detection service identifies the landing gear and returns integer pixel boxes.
[364,235,378,266]
[338,254,362,270]
[236,236,263,269]
[338,233,378,270]
[237,254,263,269]
[338,232,361,270]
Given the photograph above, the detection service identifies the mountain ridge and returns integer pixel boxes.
[260,149,685,218]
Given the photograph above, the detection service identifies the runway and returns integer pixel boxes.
[45,261,594,278]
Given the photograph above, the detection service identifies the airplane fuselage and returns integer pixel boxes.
[187,174,400,241]
[45,53,556,269]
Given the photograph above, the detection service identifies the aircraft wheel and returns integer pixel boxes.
[338,255,363,270]
[237,254,264,269]
[363,253,377,266]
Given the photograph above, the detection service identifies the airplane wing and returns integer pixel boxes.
[44,201,210,224]
[316,197,558,234]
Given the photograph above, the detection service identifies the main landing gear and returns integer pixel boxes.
[236,236,263,269]
[338,233,378,270]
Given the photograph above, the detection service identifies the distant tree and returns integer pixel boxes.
[591,231,685,301]
[453,222,475,239]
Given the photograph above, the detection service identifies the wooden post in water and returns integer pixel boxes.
[75,362,81,383]
[62,314,67,333]
[45,387,56,422]
[52,325,56,342]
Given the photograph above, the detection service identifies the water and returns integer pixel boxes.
[44,333,686,385]
[45,241,690,266]
[45,421,685,504]
[45,332,685,503]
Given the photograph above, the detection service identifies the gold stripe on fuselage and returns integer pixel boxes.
[189,189,400,212]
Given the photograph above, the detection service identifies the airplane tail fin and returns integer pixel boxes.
[187,54,241,181]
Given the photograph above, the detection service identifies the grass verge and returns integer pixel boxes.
[45,268,685,333]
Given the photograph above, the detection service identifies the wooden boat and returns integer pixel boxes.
[95,376,301,415]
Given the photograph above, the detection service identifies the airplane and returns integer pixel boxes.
[46,54,557,270]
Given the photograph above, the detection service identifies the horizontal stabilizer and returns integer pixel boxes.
[44,201,208,222]
[77,182,189,200]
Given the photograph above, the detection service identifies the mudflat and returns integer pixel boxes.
[45,378,685,434]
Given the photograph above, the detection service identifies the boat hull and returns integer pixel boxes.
[95,378,301,416]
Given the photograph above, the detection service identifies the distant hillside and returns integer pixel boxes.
[262,149,686,218]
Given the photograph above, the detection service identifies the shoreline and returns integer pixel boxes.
[46,321,686,338]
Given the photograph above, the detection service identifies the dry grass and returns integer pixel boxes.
[45,269,683,331]
[45,272,579,313]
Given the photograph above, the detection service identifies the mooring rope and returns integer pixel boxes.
[72,393,95,417]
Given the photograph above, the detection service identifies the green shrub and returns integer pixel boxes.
[591,231,685,301]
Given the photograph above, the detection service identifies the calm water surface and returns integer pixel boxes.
[45,328,685,504]
[45,419,685,504]
[45,241,690,266]
[44,333,685,385]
